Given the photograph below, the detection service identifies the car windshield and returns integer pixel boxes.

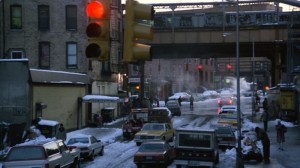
[142,124,164,131]
[178,134,211,148]
[6,147,45,161]
[138,144,165,152]
[216,128,232,134]
[67,137,89,145]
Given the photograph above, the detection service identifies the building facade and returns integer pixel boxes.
[0,0,124,129]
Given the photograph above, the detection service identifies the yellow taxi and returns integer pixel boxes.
[134,123,175,146]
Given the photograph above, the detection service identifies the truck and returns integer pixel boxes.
[174,128,219,168]
[267,84,299,122]
[122,108,150,139]
[0,60,32,148]
[122,106,173,139]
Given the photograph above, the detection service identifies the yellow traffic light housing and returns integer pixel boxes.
[124,0,155,63]
[85,0,110,61]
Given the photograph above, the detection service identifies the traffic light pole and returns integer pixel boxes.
[236,0,244,167]
[139,61,145,99]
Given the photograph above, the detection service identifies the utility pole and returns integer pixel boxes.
[236,0,244,167]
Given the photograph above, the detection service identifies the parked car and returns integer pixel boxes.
[215,126,236,151]
[133,141,174,168]
[2,139,80,168]
[66,134,104,161]
[168,92,191,102]
[134,123,175,146]
[174,128,219,167]
[165,100,181,116]
[203,90,219,99]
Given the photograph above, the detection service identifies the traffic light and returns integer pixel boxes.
[85,0,110,61]
[123,0,155,63]
[198,65,203,83]
[227,64,233,71]
[197,65,203,71]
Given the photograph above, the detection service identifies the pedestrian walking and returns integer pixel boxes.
[260,110,269,132]
[57,123,67,141]
[256,94,261,105]
[255,127,270,164]
[276,120,287,150]
[263,98,268,111]
[178,96,182,107]
[189,95,194,110]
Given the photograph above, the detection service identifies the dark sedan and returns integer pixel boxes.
[165,100,181,116]
[134,141,174,168]
[215,126,236,151]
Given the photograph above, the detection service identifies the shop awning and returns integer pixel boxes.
[82,95,120,103]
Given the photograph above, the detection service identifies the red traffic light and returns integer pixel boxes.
[197,65,203,70]
[86,1,105,19]
[227,64,232,70]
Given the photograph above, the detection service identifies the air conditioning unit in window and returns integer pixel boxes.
[10,50,24,59]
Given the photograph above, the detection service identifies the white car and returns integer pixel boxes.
[219,105,244,118]
[168,92,191,101]
[2,139,81,168]
[66,134,104,160]
[219,105,238,114]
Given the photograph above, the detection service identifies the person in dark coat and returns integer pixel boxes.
[256,94,261,105]
[57,123,67,141]
[263,98,268,111]
[255,127,270,164]
[260,110,269,132]
[178,96,182,106]
[189,95,194,110]
[276,120,287,150]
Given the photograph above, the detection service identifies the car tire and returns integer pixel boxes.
[71,159,80,168]
[136,142,141,146]
[170,134,174,142]
[89,151,95,161]
[176,165,182,168]
[99,146,104,156]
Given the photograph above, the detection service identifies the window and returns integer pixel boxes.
[38,5,49,30]
[66,42,77,68]
[11,50,23,59]
[10,5,22,29]
[39,42,50,68]
[66,5,77,30]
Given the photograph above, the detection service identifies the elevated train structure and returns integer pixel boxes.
[147,1,300,86]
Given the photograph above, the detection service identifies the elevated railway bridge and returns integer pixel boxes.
[146,0,300,86]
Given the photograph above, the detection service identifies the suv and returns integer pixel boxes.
[2,139,81,168]
[174,128,219,168]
